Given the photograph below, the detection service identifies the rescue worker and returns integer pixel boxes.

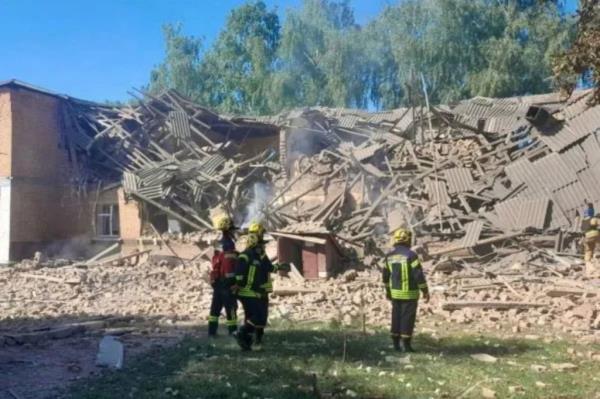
[207,215,238,337]
[382,228,430,353]
[247,221,289,347]
[232,232,269,351]
[582,203,600,274]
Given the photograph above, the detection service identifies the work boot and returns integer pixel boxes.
[392,336,403,352]
[402,337,415,353]
[208,322,218,337]
[255,328,264,345]
[228,323,238,335]
[235,327,252,351]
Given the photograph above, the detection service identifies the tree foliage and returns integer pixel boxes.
[149,0,576,114]
[553,0,600,103]
[199,1,280,114]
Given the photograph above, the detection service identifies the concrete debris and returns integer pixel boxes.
[96,335,124,369]
[470,353,498,363]
[550,362,579,371]
[481,387,497,399]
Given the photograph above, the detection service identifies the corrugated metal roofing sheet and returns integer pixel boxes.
[461,220,484,247]
[553,180,588,217]
[563,95,592,120]
[505,158,545,195]
[494,196,549,230]
[452,97,529,120]
[577,164,600,203]
[581,133,600,167]
[426,179,450,206]
[337,115,361,129]
[445,167,474,194]
[532,153,577,191]
[122,172,139,194]
[560,145,587,173]
[137,184,163,199]
[391,109,415,131]
[168,111,191,140]
[538,105,600,152]
[201,153,226,176]
[549,200,571,229]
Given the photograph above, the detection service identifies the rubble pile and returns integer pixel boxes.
[273,262,599,339]
[0,258,212,331]
[4,88,600,344]
[63,88,600,266]
[1,249,599,345]
[63,90,281,230]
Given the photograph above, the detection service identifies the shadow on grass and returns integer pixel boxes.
[62,326,540,399]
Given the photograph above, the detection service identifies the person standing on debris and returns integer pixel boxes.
[207,215,238,337]
[382,228,430,353]
[247,221,289,348]
[232,232,269,351]
[582,203,600,271]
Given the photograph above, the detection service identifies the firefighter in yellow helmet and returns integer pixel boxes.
[232,233,268,350]
[248,221,270,347]
[232,223,289,350]
[207,215,238,337]
[382,228,429,352]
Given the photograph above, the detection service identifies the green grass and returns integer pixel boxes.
[65,322,600,399]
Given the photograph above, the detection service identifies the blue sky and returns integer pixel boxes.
[0,0,578,102]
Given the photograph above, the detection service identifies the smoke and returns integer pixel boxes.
[37,235,93,260]
[240,182,273,228]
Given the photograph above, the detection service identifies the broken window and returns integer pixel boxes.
[96,204,120,237]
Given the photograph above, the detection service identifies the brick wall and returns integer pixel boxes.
[7,88,93,259]
[0,91,11,176]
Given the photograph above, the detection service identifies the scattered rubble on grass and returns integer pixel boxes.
[1,241,599,348]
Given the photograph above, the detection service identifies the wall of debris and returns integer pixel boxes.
[61,88,600,270]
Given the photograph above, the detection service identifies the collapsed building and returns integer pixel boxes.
[1,79,600,277]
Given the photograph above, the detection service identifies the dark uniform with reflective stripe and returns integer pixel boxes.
[255,247,281,345]
[382,245,428,350]
[235,247,271,350]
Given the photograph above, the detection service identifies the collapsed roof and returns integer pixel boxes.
[54,85,600,260]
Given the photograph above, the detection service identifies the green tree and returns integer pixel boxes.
[149,23,204,99]
[468,2,574,97]
[199,1,280,115]
[365,0,572,106]
[554,0,600,102]
[272,0,369,109]
[149,0,574,113]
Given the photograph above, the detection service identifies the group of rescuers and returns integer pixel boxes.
[207,215,429,353]
[209,202,600,352]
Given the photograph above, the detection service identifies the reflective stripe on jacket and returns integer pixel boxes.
[382,246,428,300]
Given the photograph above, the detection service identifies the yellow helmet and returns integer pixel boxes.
[245,233,260,249]
[392,228,412,245]
[248,221,265,237]
[213,215,233,232]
